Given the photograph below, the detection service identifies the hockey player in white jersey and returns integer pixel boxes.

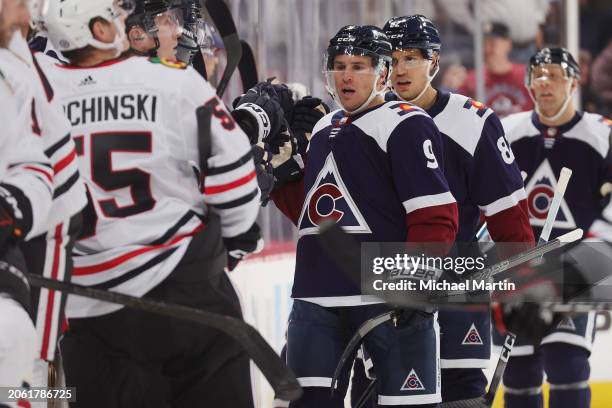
[501,47,611,408]
[376,15,535,404]
[27,0,68,63]
[41,0,260,406]
[0,0,54,402]
[1,5,88,397]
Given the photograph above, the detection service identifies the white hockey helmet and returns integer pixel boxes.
[44,0,134,56]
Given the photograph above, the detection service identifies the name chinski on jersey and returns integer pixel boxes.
[63,93,158,126]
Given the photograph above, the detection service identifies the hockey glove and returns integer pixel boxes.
[233,90,285,145]
[290,96,330,155]
[0,186,21,251]
[252,144,275,206]
[224,222,264,271]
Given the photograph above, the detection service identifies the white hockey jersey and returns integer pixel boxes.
[42,55,259,317]
[0,68,53,239]
[2,33,87,234]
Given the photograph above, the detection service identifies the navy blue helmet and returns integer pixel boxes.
[383,15,441,59]
[325,25,392,70]
[526,47,580,86]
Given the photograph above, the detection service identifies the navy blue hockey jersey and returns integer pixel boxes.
[427,91,531,243]
[504,111,611,239]
[286,102,457,306]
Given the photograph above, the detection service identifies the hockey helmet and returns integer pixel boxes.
[324,25,392,115]
[526,47,580,87]
[383,15,441,59]
[44,0,134,54]
[324,25,392,70]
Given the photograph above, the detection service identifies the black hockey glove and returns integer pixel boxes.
[232,90,284,146]
[290,96,330,156]
[224,223,264,271]
[251,79,294,118]
[252,145,275,206]
[493,302,554,345]
[0,186,20,252]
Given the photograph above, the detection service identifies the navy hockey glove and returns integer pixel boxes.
[290,96,329,155]
[251,79,294,118]
[252,145,275,206]
[224,223,264,271]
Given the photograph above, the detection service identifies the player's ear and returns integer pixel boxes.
[90,17,113,43]
[128,26,147,48]
[431,52,440,74]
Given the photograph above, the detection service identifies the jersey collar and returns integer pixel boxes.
[426,88,451,118]
[531,110,583,137]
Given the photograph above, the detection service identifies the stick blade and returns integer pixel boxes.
[557,228,583,243]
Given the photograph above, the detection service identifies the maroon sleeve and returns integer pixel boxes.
[271,179,305,226]
[406,202,459,255]
[486,199,535,258]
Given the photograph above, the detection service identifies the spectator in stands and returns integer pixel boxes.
[458,22,534,118]
[591,39,612,116]
[438,0,550,62]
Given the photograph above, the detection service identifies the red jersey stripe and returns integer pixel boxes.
[204,170,256,195]
[73,223,204,276]
[53,148,77,175]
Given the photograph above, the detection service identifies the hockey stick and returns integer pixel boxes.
[205,0,242,97]
[330,311,396,394]
[354,378,377,408]
[439,332,516,408]
[317,221,583,308]
[239,39,258,92]
[538,167,572,244]
[24,273,303,401]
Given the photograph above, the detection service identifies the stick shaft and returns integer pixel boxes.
[539,167,572,244]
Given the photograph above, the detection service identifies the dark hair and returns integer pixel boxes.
[62,17,108,65]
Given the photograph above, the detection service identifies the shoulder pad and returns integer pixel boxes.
[149,57,187,69]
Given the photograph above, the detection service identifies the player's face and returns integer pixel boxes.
[331,54,380,112]
[153,9,182,60]
[530,64,574,116]
[390,49,431,100]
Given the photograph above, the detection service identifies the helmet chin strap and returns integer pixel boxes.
[391,60,439,103]
[529,80,575,123]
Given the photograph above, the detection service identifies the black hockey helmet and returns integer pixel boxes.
[383,15,441,59]
[325,25,392,70]
[126,0,170,33]
[126,0,183,57]
[526,47,580,86]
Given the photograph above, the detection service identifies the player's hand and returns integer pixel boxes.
[224,223,264,271]
[252,145,275,206]
[233,89,285,145]
[492,302,554,345]
[290,96,329,155]
[0,191,18,250]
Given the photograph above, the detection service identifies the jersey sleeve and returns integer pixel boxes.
[0,89,53,240]
[179,69,259,238]
[469,113,534,244]
[387,114,458,245]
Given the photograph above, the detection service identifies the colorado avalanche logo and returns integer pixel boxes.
[525,160,576,229]
[400,369,426,391]
[462,323,484,345]
[298,153,371,237]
